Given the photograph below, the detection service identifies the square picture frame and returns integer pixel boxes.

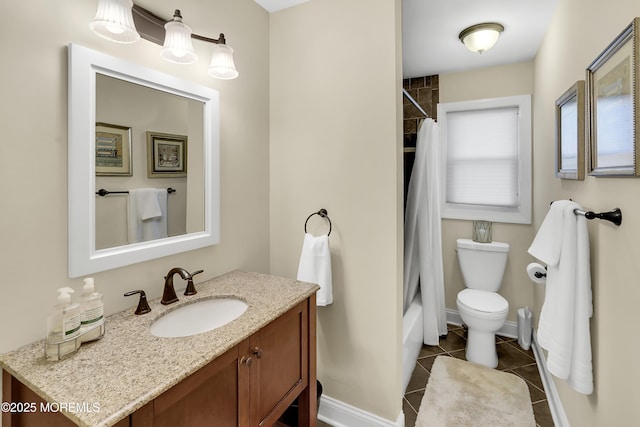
[586,17,640,176]
[146,131,188,178]
[95,122,132,176]
[555,81,586,180]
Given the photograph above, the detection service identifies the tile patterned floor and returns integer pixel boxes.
[403,324,553,427]
[315,324,553,427]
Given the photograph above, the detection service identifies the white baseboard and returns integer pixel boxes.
[318,394,404,427]
[531,334,570,427]
[445,308,518,339]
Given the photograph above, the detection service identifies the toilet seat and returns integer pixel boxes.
[457,289,508,315]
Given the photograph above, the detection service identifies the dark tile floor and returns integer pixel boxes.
[404,323,553,427]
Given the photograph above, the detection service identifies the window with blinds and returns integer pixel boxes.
[438,95,531,224]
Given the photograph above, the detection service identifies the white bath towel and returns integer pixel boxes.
[127,189,168,244]
[297,233,333,306]
[528,200,593,394]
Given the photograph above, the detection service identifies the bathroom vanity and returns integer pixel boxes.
[1,271,319,427]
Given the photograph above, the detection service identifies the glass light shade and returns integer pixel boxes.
[208,44,239,80]
[161,12,198,64]
[459,23,504,54]
[89,0,140,44]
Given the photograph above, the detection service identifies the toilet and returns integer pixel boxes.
[456,238,509,368]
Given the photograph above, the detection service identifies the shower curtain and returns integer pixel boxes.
[403,118,447,345]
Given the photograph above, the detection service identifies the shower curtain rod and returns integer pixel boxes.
[402,88,429,118]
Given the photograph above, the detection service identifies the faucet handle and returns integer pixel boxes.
[184,269,204,296]
[124,290,152,315]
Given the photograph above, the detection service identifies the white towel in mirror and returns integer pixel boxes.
[127,189,168,244]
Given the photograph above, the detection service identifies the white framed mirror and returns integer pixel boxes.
[68,44,220,278]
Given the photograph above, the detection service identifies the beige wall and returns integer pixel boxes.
[439,61,536,322]
[269,0,404,422]
[533,0,640,424]
[0,0,270,363]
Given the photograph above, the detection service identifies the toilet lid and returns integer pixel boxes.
[457,289,508,313]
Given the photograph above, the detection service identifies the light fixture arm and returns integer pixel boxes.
[192,33,227,45]
[132,3,226,46]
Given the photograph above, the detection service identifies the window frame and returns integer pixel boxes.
[438,94,532,224]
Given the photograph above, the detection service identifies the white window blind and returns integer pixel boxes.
[438,94,531,224]
[446,107,519,207]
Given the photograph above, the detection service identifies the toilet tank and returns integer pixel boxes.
[456,238,509,292]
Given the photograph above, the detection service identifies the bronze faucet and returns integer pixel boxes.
[161,268,204,305]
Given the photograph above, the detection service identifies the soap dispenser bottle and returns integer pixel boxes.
[45,287,82,361]
[79,277,105,342]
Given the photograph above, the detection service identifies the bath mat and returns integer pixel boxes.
[415,356,536,427]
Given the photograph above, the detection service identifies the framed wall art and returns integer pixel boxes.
[95,122,132,176]
[146,131,188,178]
[555,80,586,180]
[586,17,640,176]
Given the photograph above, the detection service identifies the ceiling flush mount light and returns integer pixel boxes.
[459,23,504,54]
[161,10,197,64]
[90,1,238,79]
[89,0,140,43]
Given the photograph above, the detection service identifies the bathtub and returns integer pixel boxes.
[402,293,424,394]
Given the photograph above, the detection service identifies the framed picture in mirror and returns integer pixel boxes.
[146,131,188,177]
[555,81,585,180]
[587,17,640,176]
[95,122,132,176]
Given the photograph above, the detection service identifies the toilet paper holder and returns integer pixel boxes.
[526,262,547,284]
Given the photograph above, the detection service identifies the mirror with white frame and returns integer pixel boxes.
[68,44,220,278]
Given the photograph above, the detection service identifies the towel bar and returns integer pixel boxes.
[304,209,332,236]
[96,188,176,196]
[550,201,622,226]
[573,208,622,226]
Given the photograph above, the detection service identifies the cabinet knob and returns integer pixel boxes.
[241,356,253,367]
[252,347,263,359]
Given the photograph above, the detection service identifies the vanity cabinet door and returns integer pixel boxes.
[248,302,308,427]
[131,343,249,427]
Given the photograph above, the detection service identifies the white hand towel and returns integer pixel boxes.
[297,233,333,306]
[127,189,168,244]
[528,200,593,394]
[136,188,163,220]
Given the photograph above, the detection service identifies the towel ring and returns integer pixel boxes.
[304,209,332,236]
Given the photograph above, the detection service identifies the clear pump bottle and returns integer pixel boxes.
[79,277,105,342]
[45,287,82,360]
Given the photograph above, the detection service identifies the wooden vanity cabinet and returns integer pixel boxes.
[2,295,317,427]
[133,298,315,427]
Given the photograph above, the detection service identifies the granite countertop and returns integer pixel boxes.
[0,270,318,427]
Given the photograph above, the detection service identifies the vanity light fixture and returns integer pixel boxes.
[208,39,239,80]
[89,0,140,44]
[458,22,504,54]
[89,1,238,79]
[161,10,197,64]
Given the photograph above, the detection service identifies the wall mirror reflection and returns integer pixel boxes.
[68,44,220,278]
[587,18,640,176]
[555,80,585,180]
[94,74,204,250]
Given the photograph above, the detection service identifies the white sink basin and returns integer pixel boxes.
[150,298,248,338]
